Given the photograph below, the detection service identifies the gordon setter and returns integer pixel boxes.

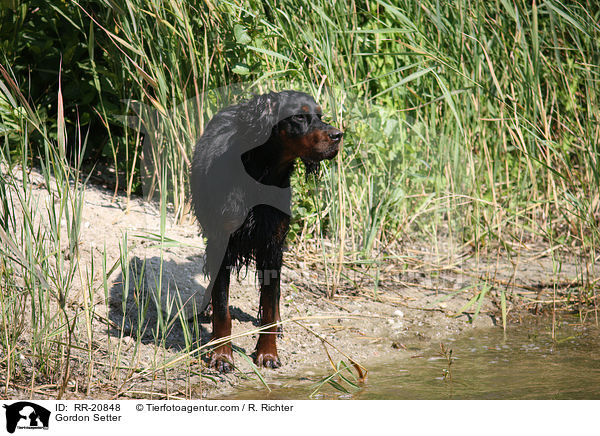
[191,90,343,372]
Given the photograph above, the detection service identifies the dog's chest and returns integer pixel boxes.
[242,205,290,243]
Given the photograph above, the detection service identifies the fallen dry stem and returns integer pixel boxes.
[122,313,380,382]
[293,319,368,381]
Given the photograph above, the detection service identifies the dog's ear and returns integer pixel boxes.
[238,93,279,146]
[301,158,320,179]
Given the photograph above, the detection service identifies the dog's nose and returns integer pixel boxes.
[328,129,343,142]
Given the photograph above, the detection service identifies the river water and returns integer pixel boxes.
[223,320,600,399]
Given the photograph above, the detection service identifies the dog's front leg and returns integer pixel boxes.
[255,248,283,369]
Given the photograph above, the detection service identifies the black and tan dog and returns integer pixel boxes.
[191,90,342,372]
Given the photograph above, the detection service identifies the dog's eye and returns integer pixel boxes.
[292,115,305,123]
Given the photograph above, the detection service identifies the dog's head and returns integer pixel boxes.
[274,91,343,176]
[238,91,343,176]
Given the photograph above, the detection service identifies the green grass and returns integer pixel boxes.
[0,0,599,398]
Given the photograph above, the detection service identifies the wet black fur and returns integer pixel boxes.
[190,90,342,370]
[191,90,338,274]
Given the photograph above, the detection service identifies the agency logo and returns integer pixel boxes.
[2,402,50,434]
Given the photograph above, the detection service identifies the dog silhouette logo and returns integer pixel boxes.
[3,402,50,433]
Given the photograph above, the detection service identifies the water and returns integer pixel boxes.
[223,322,600,399]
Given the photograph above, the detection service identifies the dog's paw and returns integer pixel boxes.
[255,352,281,369]
[210,346,234,373]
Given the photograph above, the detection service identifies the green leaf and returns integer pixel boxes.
[232,63,251,75]
[234,348,271,392]
[247,45,296,64]
[233,24,252,45]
